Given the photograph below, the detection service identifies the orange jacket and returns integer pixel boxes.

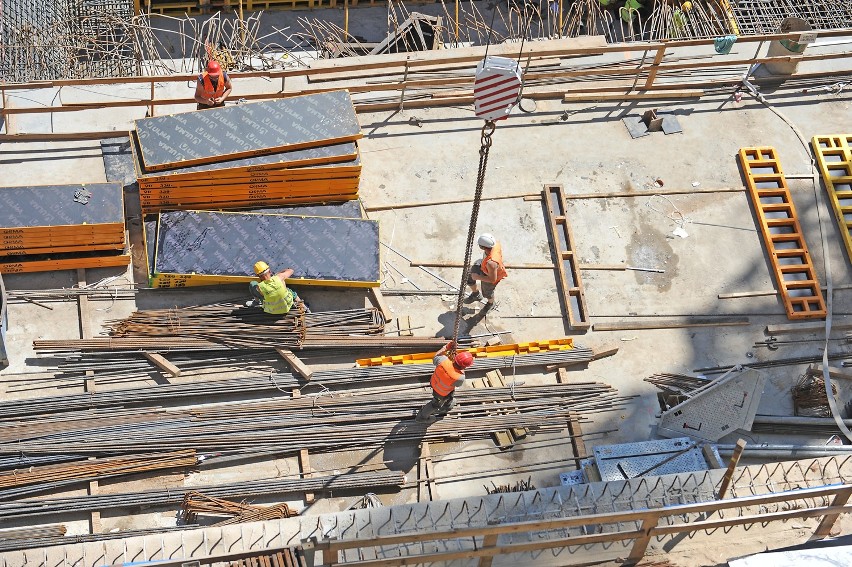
[481,242,508,283]
[431,357,464,396]
[199,72,227,100]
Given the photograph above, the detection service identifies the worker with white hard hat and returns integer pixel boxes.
[464,233,508,311]
[247,261,307,315]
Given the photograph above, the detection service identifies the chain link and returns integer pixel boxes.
[449,120,496,356]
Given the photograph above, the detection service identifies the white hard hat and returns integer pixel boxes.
[477,233,496,248]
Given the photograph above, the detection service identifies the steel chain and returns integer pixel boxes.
[450,120,496,356]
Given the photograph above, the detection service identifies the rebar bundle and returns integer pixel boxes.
[0,470,404,520]
[181,491,297,526]
[0,381,628,456]
[0,450,198,500]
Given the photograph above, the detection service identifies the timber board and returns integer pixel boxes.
[1,242,126,256]
[134,91,363,171]
[0,251,131,274]
[0,227,126,242]
[137,167,361,190]
[139,179,360,199]
[141,193,359,214]
[130,130,360,181]
[0,184,124,229]
[153,210,380,286]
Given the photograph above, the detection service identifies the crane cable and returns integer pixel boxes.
[449,120,496,356]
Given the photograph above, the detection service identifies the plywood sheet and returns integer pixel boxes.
[0,184,124,229]
[0,251,131,274]
[134,91,363,171]
[153,210,379,286]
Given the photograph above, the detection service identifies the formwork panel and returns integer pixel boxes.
[152,210,379,287]
[134,91,363,172]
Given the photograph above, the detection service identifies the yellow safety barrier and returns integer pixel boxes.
[356,338,574,367]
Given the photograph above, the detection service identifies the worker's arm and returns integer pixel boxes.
[274,268,294,282]
[452,373,465,388]
[194,79,212,106]
[469,259,500,284]
[432,341,453,366]
[214,74,233,104]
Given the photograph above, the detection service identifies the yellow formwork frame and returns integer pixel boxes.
[356,338,575,367]
[812,135,852,265]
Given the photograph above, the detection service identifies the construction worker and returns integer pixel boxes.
[465,233,508,311]
[248,261,306,315]
[415,341,474,422]
[194,60,232,111]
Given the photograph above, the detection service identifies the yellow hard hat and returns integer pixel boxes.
[683,1,692,11]
[253,261,270,275]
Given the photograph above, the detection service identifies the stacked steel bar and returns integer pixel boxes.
[0,183,130,274]
[34,305,449,355]
[0,451,198,500]
[0,470,405,520]
[130,91,363,213]
[181,492,297,526]
[0,381,626,455]
[0,525,196,554]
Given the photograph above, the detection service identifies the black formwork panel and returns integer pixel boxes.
[130,131,359,183]
[134,91,363,172]
[141,200,364,281]
[0,184,124,230]
[101,137,138,187]
[152,210,379,288]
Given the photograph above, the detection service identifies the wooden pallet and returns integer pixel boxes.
[812,135,852,265]
[541,184,590,330]
[228,548,306,567]
[738,147,826,319]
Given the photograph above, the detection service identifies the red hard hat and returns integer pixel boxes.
[453,351,474,369]
[206,60,222,75]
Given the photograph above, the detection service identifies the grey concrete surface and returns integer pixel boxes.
[1,33,852,565]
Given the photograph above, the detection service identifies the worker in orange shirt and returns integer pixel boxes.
[465,233,508,311]
[415,341,474,423]
[194,60,233,110]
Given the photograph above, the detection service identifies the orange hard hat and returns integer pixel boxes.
[206,60,222,75]
[453,351,474,369]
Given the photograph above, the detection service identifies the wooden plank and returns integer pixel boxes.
[299,448,315,504]
[417,441,433,502]
[541,184,590,330]
[409,260,555,270]
[717,439,747,499]
[143,352,181,378]
[276,348,314,381]
[812,135,852,264]
[0,253,131,274]
[563,89,703,102]
[739,147,826,319]
[593,317,749,331]
[486,370,527,441]
[719,283,852,299]
[367,287,392,321]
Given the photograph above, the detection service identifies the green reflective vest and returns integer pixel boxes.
[258,277,294,315]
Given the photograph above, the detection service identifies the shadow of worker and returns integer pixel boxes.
[382,419,430,473]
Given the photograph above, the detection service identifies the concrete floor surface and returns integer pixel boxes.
[1,39,852,565]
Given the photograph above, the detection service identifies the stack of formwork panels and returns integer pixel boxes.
[0,183,130,274]
[130,90,363,213]
[144,206,380,289]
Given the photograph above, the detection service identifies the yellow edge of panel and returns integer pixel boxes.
[811,135,852,264]
[150,272,379,288]
[356,338,575,367]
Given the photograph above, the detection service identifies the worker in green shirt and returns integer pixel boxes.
[248,261,307,315]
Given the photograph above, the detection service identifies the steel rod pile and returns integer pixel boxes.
[0,524,196,554]
[0,450,197,500]
[0,382,628,456]
[0,470,404,520]
[181,491,297,526]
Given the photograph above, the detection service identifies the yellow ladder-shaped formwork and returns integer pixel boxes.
[812,135,852,264]
[738,147,826,320]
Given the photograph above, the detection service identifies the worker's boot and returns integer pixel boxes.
[415,401,436,423]
[464,292,484,304]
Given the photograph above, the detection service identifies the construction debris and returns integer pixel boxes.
[181,491,298,526]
